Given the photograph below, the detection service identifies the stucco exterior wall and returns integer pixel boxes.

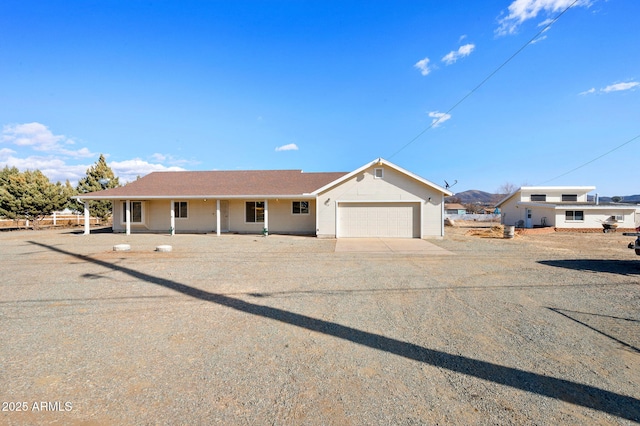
[520,189,590,203]
[315,164,443,238]
[112,198,317,234]
[112,199,150,233]
[498,198,522,227]
[265,199,316,234]
[227,199,316,234]
[554,208,638,229]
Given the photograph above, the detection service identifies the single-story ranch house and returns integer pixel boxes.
[74,158,453,238]
[496,186,640,232]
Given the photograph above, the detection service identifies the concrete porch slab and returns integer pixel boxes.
[334,238,454,254]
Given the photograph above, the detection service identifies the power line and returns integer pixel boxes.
[388,0,581,160]
[537,132,640,184]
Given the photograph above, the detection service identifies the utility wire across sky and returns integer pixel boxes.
[537,132,640,185]
[388,0,580,160]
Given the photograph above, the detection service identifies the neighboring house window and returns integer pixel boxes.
[246,201,265,223]
[530,194,546,202]
[122,201,143,223]
[174,201,188,218]
[611,214,624,221]
[562,194,578,202]
[565,210,584,221]
[374,168,384,179]
[292,201,309,215]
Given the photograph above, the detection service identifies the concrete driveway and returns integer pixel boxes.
[334,237,454,254]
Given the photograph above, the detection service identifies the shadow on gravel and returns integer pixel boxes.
[66,227,114,235]
[538,259,640,275]
[28,240,640,422]
[548,307,640,353]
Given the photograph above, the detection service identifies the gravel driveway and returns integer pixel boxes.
[0,227,638,424]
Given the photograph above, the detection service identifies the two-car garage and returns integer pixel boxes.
[336,202,421,238]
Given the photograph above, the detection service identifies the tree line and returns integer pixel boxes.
[0,154,120,228]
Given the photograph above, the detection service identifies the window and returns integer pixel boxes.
[374,168,384,179]
[530,194,546,202]
[565,210,584,221]
[292,201,309,215]
[246,201,265,223]
[174,201,188,218]
[611,214,624,222]
[122,201,143,223]
[562,194,578,202]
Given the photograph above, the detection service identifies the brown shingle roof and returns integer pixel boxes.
[77,170,348,199]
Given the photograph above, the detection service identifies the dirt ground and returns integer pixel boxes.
[0,226,638,425]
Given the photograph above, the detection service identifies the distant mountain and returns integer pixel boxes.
[447,190,499,205]
[589,194,640,203]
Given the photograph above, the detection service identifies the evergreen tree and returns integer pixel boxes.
[76,154,120,220]
[0,169,72,228]
[0,166,21,219]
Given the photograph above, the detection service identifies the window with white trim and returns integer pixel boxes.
[122,201,143,223]
[562,194,578,202]
[374,168,384,179]
[530,194,546,202]
[565,210,584,221]
[292,201,309,215]
[174,201,188,218]
[246,201,265,223]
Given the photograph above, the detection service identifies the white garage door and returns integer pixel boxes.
[337,202,420,238]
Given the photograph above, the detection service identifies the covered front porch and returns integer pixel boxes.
[80,198,317,236]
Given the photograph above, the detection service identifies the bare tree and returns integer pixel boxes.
[496,182,518,196]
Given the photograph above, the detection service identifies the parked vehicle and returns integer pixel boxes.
[624,230,640,255]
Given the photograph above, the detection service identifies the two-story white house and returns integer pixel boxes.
[495,186,640,232]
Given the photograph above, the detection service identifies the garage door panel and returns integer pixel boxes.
[338,202,419,238]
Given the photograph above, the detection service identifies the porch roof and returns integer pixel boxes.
[74,170,349,200]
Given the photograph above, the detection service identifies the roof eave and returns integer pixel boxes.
[73,194,317,201]
[311,158,453,196]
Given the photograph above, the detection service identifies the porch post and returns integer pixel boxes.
[216,199,221,236]
[83,201,90,235]
[264,199,269,235]
[125,199,131,235]
[170,200,175,236]
[441,193,445,237]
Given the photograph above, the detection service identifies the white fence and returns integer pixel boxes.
[445,213,501,222]
[0,213,103,228]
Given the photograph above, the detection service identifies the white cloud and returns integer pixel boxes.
[275,143,299,152]
[151,153,167,162]
[579,87,596,95]
[1,122,95,158]
[0,151,89,184]
[414,57,432,76]
[496,0,592,36]
[602,81,639,93]
[442,43,476,65]
[579,81,639,95]
[109,159,185,183]
[428,111,452,128]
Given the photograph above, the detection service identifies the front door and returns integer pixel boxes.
[219,200,229,232]
[525,209,532,228]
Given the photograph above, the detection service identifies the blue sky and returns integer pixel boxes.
[1,0,638,196]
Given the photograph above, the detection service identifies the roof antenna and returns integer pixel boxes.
[444,179,457,189]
